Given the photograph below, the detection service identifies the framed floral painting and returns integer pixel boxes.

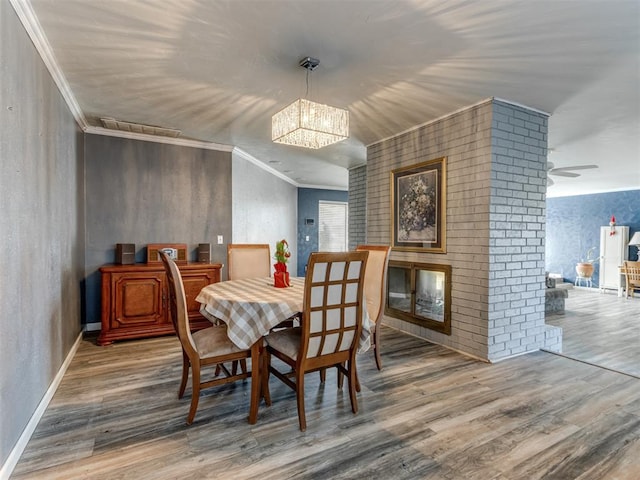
[391,157,446,252]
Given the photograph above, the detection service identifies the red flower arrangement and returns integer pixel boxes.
[273,239,291,287]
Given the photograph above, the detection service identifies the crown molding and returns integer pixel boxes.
[368,97,550,148]
[232,147,346,190]
[232,147,299,187]
[296,183,348,191]
[85,126,234,152]
[493,97,550,117]
[10,0,88,130]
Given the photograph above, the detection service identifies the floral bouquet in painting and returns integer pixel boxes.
[273,239,291,287]
[398,176,436,241]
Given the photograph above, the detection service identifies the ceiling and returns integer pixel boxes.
[21,0,640,197]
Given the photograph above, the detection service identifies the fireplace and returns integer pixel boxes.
[385,260,452,335]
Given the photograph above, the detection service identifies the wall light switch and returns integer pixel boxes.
[305,236,309,242]
[217,235,223,244]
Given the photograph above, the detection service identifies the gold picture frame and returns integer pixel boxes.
[391,157,446,253]
[385,260,452,334]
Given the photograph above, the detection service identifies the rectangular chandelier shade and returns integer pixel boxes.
[272,98,349,149]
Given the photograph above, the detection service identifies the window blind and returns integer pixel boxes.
[319,201,348,252]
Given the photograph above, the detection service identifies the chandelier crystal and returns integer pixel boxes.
[272,98,349,149]
[272,57,349,149]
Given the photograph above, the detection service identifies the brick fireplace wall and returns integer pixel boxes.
[348,165,367,250]
[363,98,560,361]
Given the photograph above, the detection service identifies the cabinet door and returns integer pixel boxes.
[180,268,219,325]
[111,271,166,329]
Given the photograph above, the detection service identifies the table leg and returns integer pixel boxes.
[248,342,261,424]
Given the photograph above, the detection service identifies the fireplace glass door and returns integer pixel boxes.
[386,260,451,334]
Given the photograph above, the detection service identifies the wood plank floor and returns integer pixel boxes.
[11,326,640,479]
[546,288,640,378]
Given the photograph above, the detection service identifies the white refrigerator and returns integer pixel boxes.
[599,225,629,295]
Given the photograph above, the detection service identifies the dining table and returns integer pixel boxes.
[196,276,372,352]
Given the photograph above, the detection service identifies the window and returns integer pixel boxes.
[319,201,348,252]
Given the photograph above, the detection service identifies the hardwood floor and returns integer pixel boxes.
[11,326,640,479]
[546,288,640,378]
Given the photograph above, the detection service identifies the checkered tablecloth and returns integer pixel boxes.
[197,276,371,352]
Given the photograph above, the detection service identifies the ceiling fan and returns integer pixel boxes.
[547,162,598,186]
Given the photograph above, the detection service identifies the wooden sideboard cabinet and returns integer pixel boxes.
[98,262,222,345]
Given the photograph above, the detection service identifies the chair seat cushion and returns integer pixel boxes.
[192,326,246,357]
[265,327,301,360]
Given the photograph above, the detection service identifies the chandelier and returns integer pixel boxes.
[272,57,349,149]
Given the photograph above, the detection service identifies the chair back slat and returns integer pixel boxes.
[625,261,640,281]
[355,245,391,324]
[227,244,271,280]
[302,251,368,359]
[159,251,197,356]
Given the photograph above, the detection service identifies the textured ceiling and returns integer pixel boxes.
[23,0,640,197]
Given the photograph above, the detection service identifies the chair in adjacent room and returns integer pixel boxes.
[227,243,271,280]
[158,250,262,425]
[355,244,391,371]
[262,250,369,431]
[624,261,640,298]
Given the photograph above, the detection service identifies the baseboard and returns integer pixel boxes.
[380,321,490,363]
[0,332,83,480]
[83,322,101,332]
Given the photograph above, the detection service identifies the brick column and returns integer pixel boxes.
[364,98,560,362]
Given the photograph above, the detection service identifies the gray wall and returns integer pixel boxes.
[84,134,232,325]
[232,152,298,279]
[0,2,316,473]
[367,99,552,361]
[1,1,84,468]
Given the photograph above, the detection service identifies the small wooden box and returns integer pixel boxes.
[147,243,188,264]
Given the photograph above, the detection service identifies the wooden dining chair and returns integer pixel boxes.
[158,250,262,425]
[356,245,391,371]
[624,261,640,298]
[320,245,391,389]
[227,244,271,280]
[262,250,369,431]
